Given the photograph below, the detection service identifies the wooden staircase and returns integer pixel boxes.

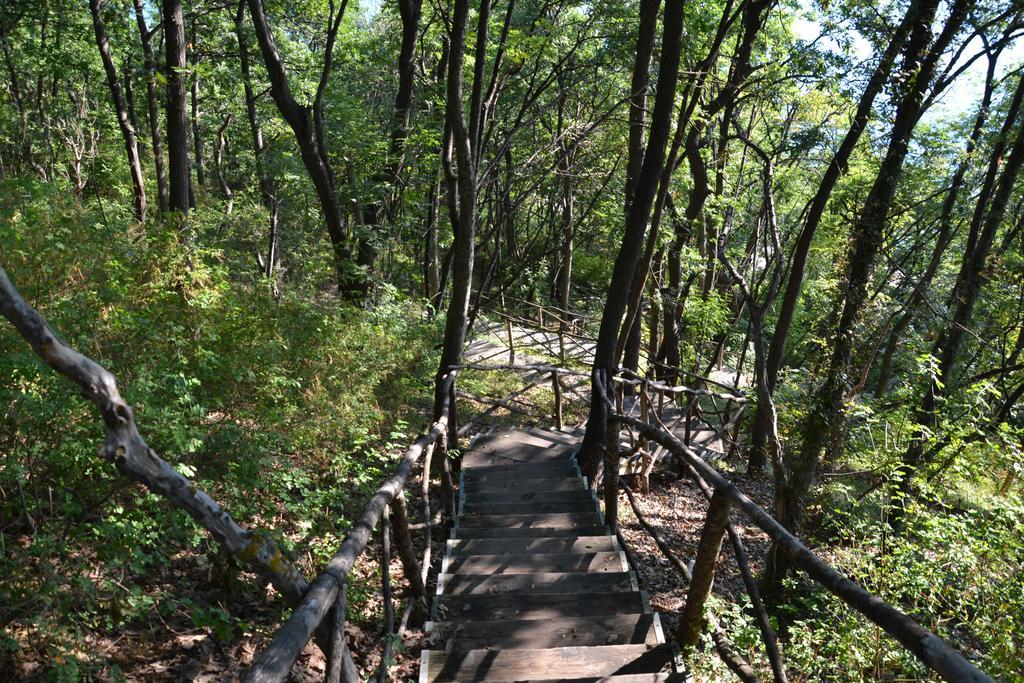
[420,428,676,682]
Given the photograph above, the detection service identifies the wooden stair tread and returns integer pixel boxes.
[434,590,648,621]
[425,614,661,649]
[462,478,585,494]
[448,535,615,555]
[463,499,598,515]
[422,643,673,682]
[444,551,627,575]
[453,525,610,539]
[462,460,577,478]
[457,512,601,529]
[461,488,594,505]
[438,571,636,595]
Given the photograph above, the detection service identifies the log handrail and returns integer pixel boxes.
[0,266,311,605]
[453,361,744,402]
[243,372,457,683]
[609,409,994,683]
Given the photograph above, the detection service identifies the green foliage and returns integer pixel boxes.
[0,179,438,676]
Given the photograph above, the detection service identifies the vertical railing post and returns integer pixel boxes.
[389,491,426,610]
[326,580,358,683]
[420,439,435,585]
[437,430,456,523]
[433,373,457,524]
[603,372,620,531]
[684,395,694,447]
[677,489,731,657]
[376,508,395,683]
[506,317,515,364]
[447,375,459,452]
[639,382,649,453]
[552,370,563,430]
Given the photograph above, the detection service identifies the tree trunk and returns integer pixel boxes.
[578,0,685,480]
[247,0,358,295]
[766,0,965,587]
[215,113,233,213]
[235,3,280,281]
[133,0,169,213]
[748,0,927,469]
[434,0,477,415]
[90,0,147,223]
[164,0,191,215]
[190,12,205,190]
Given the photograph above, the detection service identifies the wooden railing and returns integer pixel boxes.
[243,372,458,683]
[455,361,993,683]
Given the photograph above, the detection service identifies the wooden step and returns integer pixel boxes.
[421,643,673,682]
[462,499,598,516]
[457,512,601,529]
[425,614,662,650]
[462,478,584,494]
[462,460,577,478]
[438,571,636,595]
[453,525,610,539]
[434,590,648,622]
[445,551,627,575]
[448,535,615,556]
[466,430,578,458]
[463,450,573,468]
[462,488,594,506]
[530,676,683,683]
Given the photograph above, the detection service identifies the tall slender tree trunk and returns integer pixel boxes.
[190,12,205,191]
[435,0,477,416]
[578,0,685,481]
[90,0,147,223]
[164,0,191,215]
[765,0,969,587]
[748,0,927,470]
[897,74,1024,496]
[235,3,280,281]
[133,0,169,213]
[247,0,356,294]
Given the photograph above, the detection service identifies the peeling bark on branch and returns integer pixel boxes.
[0,266,308,605]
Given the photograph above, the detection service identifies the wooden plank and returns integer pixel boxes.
[438,571,635,595]
[462,488,594,505]
[453,525,609,539]
[466,430,578,460]
[444,551,627,575]
[462,478,584,494]
[448,535,615,555]
[434,590,647,622]
[425,614,658,649]
[462,499,598,515]
[529,675,683,682]
[462,460,577,477]
[424,644,673,682]
[457,512,601,529]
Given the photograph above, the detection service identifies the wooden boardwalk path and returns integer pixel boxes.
[420,427,676,682]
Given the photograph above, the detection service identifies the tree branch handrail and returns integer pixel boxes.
[609,410,994,683]
[243,371,457,683]
[453,362,745,402]
[0,266,310,604]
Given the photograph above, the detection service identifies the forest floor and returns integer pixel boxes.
[617,464,775,645]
